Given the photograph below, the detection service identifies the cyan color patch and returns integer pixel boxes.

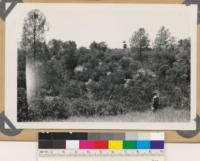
[136,141,150,149]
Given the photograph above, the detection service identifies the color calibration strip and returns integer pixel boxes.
[38,132,164,150]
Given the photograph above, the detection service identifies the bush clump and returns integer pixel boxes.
[28,96,70,121]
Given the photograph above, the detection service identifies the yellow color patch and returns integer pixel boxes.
[108,140,123,149]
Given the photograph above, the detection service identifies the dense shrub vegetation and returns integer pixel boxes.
[17,10,191,121]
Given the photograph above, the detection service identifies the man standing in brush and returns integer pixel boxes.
[151,92,160,112]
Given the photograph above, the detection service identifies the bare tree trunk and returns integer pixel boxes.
[17,50,29,121]
[24,55,29,119]
[33,18,38,97]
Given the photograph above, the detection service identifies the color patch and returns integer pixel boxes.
[66,140,79,149]
[52,132,88,140]
[39,140,53,149]
[150,133,164,140]
[39,133,52,140]
[94,140,108,149]
[151,141,164,149]
[80,140,95,149]
[137,133,150,140]
[88,133,125,140]
[108,140,123,149]
[137,141,150,149]
[123,140,136,149]
[53,140,66,149]
[125,133,137,140]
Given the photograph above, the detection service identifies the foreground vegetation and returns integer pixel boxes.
[66,108,190,122]
[31,107,190,122]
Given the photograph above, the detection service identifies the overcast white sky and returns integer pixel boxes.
[6,3,197,48]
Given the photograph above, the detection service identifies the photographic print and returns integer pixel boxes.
[5,3,197,129]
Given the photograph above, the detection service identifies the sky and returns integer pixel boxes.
[6,3,197,48]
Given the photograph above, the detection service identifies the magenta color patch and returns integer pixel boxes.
[79,140,95,149]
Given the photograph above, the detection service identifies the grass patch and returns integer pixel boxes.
[47,107,190,122]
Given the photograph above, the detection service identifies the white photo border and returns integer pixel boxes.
[5,3,197,130]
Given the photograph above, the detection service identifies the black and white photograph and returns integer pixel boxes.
[5,3,197,129]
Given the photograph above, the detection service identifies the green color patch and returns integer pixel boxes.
[123,140,136,149]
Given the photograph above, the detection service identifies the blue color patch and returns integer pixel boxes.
[136,140,150,149]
